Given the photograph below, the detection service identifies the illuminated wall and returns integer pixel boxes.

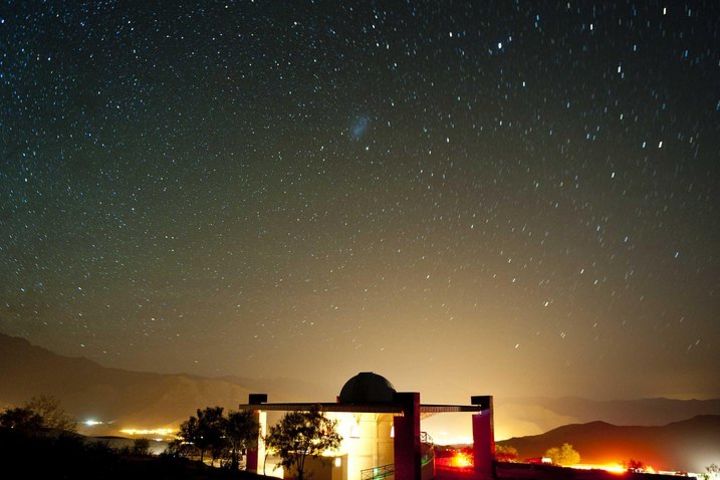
[316,412,395,480]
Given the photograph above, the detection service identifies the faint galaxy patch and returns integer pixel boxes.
[349,116,370,141]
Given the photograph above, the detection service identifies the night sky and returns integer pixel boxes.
[1,1,719,402]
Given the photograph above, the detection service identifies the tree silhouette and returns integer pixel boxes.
[196,407,226,466]
[176,408,225,464]
[265,405,342,480]
[223,410,259,471]
[177,407,227,464]
[24,394,76,432]
[544,443,580,466]
[0,407,43,434]
[625,459,645,473]
[175,406,259,470]
[176,415,202,459]
[132,437,151,455]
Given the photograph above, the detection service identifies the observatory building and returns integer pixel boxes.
[239,372,495,480]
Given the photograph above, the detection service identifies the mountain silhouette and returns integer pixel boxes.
[498,415,720,473]
[0,333,328,435]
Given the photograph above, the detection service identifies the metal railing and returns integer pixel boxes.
[360,432,434,480]
[361,464,395,480]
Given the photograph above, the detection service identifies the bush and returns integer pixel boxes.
[133,438,151,455]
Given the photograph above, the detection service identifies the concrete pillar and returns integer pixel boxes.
[393,392,421,480]
[246,393,267,474]
[471,395,495,480]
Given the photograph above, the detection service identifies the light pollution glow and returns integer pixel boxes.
[119,427,176,437]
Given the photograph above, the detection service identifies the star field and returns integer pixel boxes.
[1,1,719,400]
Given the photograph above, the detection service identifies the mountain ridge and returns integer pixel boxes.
[492,395,720,438]
[0,332,323,435]
[498,415,720,472]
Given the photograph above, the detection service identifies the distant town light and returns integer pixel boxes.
[119,427,176,437]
